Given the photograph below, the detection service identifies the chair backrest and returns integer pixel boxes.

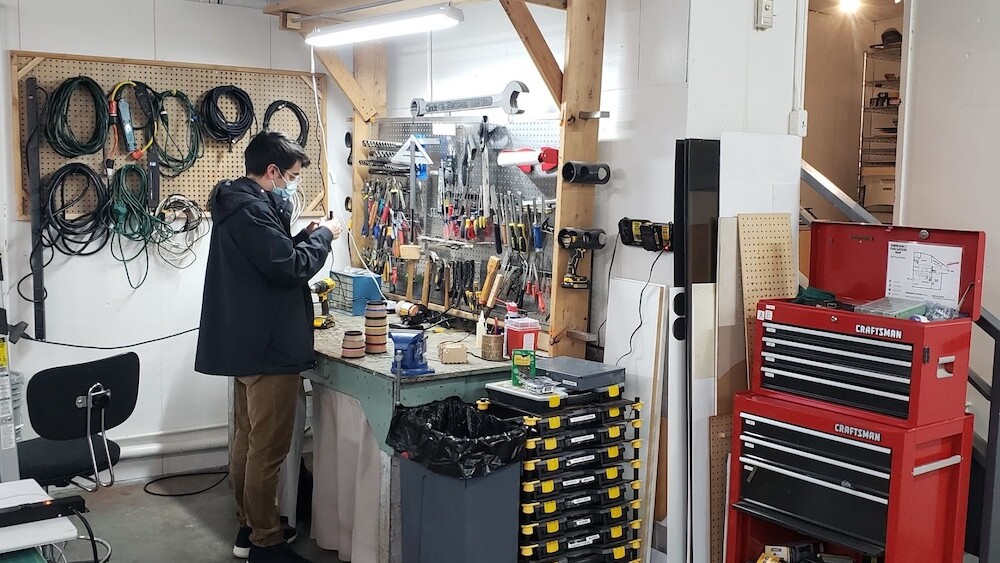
[25,352,140,441]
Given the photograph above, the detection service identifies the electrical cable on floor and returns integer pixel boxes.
[70,508,98,563]
[21,327,199,349]
[45,76,108,157]
[262,100,309,146]
[151,89,203,177]
[615,251,666,367]
[143,470,229,498]
[200,85,255,145]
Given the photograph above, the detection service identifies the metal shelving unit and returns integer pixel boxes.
[859,44,902,219]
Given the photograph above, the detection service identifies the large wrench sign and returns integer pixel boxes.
[410,81,528,117]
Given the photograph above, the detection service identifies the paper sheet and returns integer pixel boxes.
[886,241,963,308]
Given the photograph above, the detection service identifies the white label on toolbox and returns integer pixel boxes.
[570,496,593,506]
[745,420,756,426]
[757,310,765,320]
[564,476,596,488]
[570,414,597,424]
[574,518,593,527]
[745,443,755,449]
[568,535,601,549]
[765,310,774,320]
[766,304,775,310]
[567,454,596,466]
[562,379,578,387]
[570,434,596,444]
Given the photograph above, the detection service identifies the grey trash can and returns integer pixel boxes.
[400,459,520,563]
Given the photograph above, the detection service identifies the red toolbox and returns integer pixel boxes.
[726,393,973,563]
[752,222,986,427]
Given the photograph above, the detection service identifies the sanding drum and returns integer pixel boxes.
[341,330,366,359]
[365,301,389,354]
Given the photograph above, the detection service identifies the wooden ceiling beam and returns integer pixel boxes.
[523,0,567,8]
[313,48,379,121]
[499,0,563,104]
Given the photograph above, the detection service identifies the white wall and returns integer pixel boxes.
[0,0,354,476]
[898,0,999,434]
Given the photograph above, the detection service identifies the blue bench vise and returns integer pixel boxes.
[390,330,435,377]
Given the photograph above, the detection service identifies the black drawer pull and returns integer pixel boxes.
[741,457,889,505]
[763,368,910,403]
[741,413,891,455]
[740,436,890,480]
[763,352,911,385]
[764,322,911,352]
[763,336,911,368]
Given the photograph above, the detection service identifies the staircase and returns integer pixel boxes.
[801,161,996,562]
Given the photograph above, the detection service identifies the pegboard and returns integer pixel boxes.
[11,51,328,220]
[709,414,733,563]
[367,117,559,323]
[737,213,798,322]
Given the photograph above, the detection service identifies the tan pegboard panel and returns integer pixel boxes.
[737,213,797,322]
[709,414,733,563]
[11,51,328,220]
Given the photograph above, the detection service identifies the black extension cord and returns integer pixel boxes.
[143,470,229,498]
[200,85,255,144]
[262,100,309,146]
[41,162,111,256]
[44,76,108,157]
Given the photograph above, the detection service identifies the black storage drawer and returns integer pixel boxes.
[761,366,910,419]
[761,335,913,377]
[762,322,913,362]
[740,435,890,496]
[740,413,892,472]
[739,458,888,547]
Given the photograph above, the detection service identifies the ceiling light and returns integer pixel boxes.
[305,4,464,47]
[839,0,861,13]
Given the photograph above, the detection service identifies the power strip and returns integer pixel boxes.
[0,495,87,528]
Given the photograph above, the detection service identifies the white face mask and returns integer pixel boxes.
[271,169,301,199]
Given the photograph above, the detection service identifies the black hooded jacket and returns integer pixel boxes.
[195,177,333,376]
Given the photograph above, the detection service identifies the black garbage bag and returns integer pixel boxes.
[386,396,528,479]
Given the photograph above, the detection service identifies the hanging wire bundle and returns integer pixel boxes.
[41,162,111,256]
[200,85,255,144]
[262,100,309,146]
[154,194,209,268]
[151,89,203,177]
[105,164,172,289]
[44,75,109,157]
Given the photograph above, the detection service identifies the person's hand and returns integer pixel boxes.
[303,221,320,235]
[320,217,343,240]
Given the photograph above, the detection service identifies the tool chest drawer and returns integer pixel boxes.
[523,440,641,477]
[521,463,639,501]
[753,304,972,427]
[525,422,639,455]
[523,402,635,435]
[521,480,640,519]
[520,527,642,562]
[727,393,974,563]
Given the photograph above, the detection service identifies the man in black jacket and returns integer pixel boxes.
[196,131,340,563]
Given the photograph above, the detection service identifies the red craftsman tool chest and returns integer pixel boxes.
[726,393,973,563]
[751,222,986,427]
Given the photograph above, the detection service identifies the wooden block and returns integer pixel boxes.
[654,416,668,522]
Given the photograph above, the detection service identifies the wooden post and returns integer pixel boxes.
[548,0,607,358]
[421,258,432,305]
[405,260,416,301]
[349,43,387,267]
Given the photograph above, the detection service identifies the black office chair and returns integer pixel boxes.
[17,352,140,491]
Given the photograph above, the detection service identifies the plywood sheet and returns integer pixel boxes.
[709,414,733,563]
[716,217,748,415]
[12,51,328,220]
[737,213,797,321]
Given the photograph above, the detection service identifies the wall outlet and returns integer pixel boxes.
[755,0,774,30]
[788,109,809,137]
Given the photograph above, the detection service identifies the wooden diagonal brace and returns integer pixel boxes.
[499,0,563,105]
[314,48,379,122]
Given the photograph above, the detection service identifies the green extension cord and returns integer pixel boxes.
[150,89,203,177]
[44,75,109,157]
[105,164,171,289]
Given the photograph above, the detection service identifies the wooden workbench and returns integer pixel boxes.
[306,310,509,563]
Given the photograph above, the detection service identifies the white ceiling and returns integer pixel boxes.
[809,0,904,22]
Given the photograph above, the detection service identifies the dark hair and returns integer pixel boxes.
[244,130,311,175]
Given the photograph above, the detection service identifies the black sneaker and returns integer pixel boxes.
[234,527,299,558]
[248,543,313,563]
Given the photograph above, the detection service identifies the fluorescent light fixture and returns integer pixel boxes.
[305,4,463,47]
[839,0,861,13]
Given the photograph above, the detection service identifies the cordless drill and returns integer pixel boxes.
[311,278,337,329]
[558,228,607,289]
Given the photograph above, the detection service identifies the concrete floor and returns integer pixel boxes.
[52,472,343,563]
